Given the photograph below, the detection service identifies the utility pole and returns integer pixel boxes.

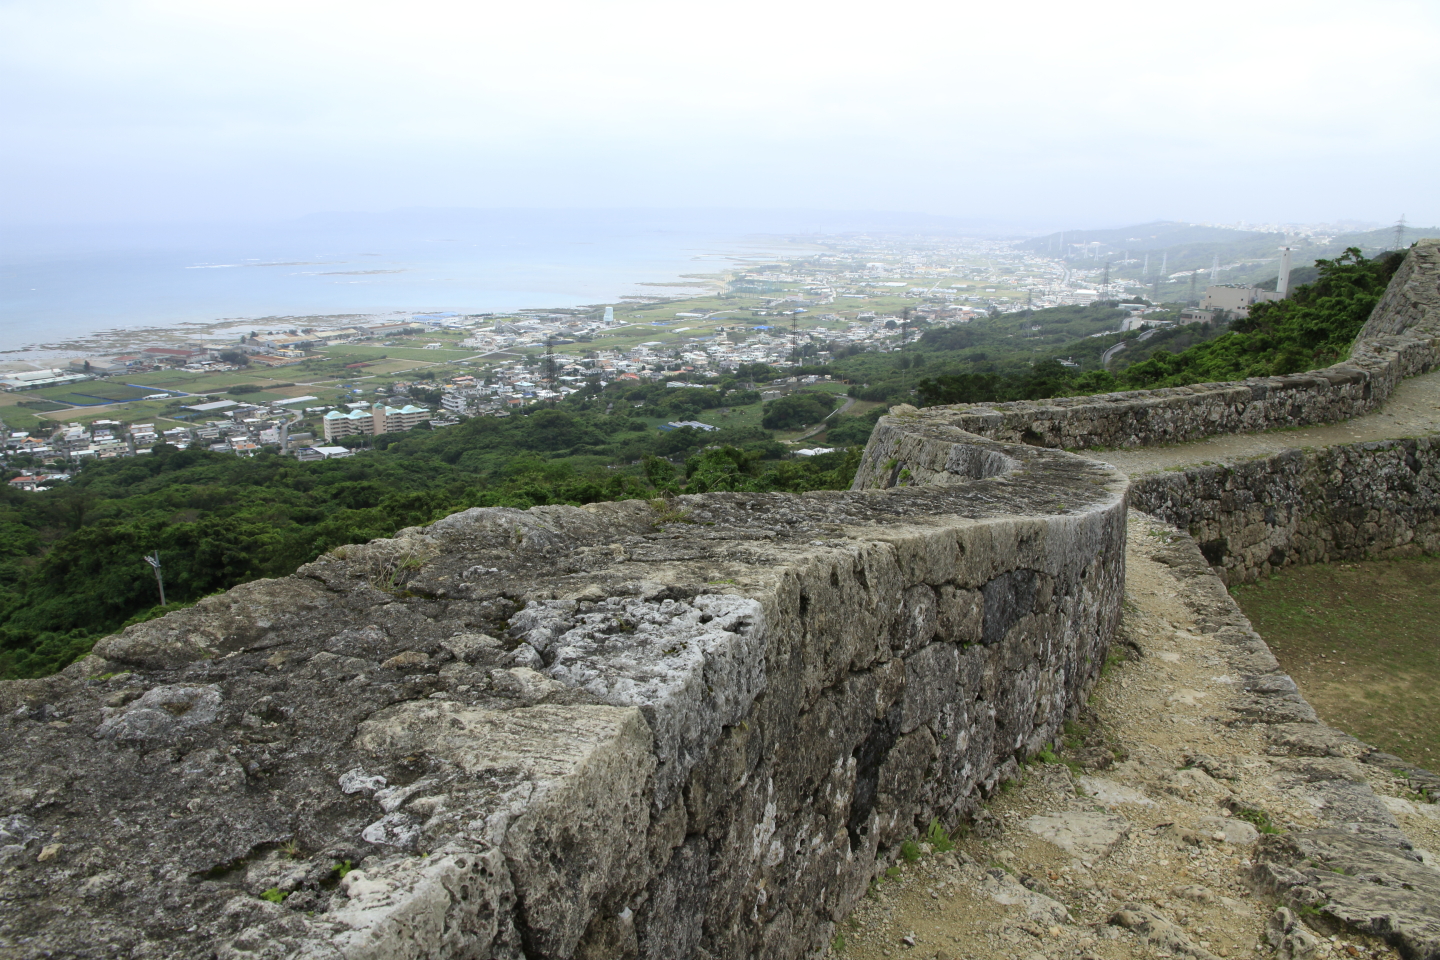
[900,307,911,396]
[142,552,166,607]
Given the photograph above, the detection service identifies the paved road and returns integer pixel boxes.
[790,396,857,444]
[1090,366,1440,477]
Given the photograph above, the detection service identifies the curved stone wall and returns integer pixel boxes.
[917,239,1440,451]
[0,435,1128,960]
[1131,437,1440,584]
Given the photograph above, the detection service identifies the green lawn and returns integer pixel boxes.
[32,382,152,405]
[123,369,294,391]
[1232,557,1440,769]
[324,345,477,363]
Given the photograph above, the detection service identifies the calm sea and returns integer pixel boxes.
[0,209,857,357]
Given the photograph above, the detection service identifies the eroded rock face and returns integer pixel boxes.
[0,434,1127,959]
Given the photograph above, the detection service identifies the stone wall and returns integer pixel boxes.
[0,433,1128,960]
[1129,521,1440,960]
[1130,437,1440,584]
[915,239,1440,451]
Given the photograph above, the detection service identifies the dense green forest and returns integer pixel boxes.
[912,248,1404,404]
[0,248,1405,678]
[0,405,858,678]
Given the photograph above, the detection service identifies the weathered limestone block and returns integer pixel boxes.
[0,431,1127,960]
[1132,436,1440,584]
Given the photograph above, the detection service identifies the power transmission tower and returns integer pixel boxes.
[1210,254,1220,283]
[1394,214,1407,251]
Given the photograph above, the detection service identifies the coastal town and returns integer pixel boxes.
[0,231,1301,488]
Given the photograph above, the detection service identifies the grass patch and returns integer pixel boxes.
[1232,557,1440,768]
[1231,805,1283,834]
[925,817,955,853]
[323,344,477,363]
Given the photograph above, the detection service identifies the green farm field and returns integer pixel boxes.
[1233,557,1440,768]
[323,345,478,363]
[31,382,151,405]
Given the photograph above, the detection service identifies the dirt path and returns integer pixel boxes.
[833,516,1439,960]
[1091,368,1440,477]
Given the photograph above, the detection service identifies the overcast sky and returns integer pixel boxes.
[2,0,1437,230]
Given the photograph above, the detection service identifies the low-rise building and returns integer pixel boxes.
[1201,285,1282,319]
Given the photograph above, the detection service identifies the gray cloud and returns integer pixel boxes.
[2,0,1437,227]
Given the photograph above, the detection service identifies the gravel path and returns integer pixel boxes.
[1090,368,1440,477]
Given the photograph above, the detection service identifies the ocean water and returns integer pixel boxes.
[0,209,843,356]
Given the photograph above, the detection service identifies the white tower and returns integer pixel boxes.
[1277,247,1294,298]
[604,306,614,324]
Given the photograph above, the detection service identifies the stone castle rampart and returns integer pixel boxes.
[2,242,1438,959]
[0,435,1127,959]
[1131,437,1440,584]
[922,240,1440,451]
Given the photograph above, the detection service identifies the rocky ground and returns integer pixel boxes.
[833,515,1440,960]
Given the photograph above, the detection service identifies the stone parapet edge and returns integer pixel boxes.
[1133,516,1440,960]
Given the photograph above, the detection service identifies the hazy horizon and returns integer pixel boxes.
[3,0,1438,232]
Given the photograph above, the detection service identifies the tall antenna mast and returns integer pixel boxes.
[1101,261,1110,294]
